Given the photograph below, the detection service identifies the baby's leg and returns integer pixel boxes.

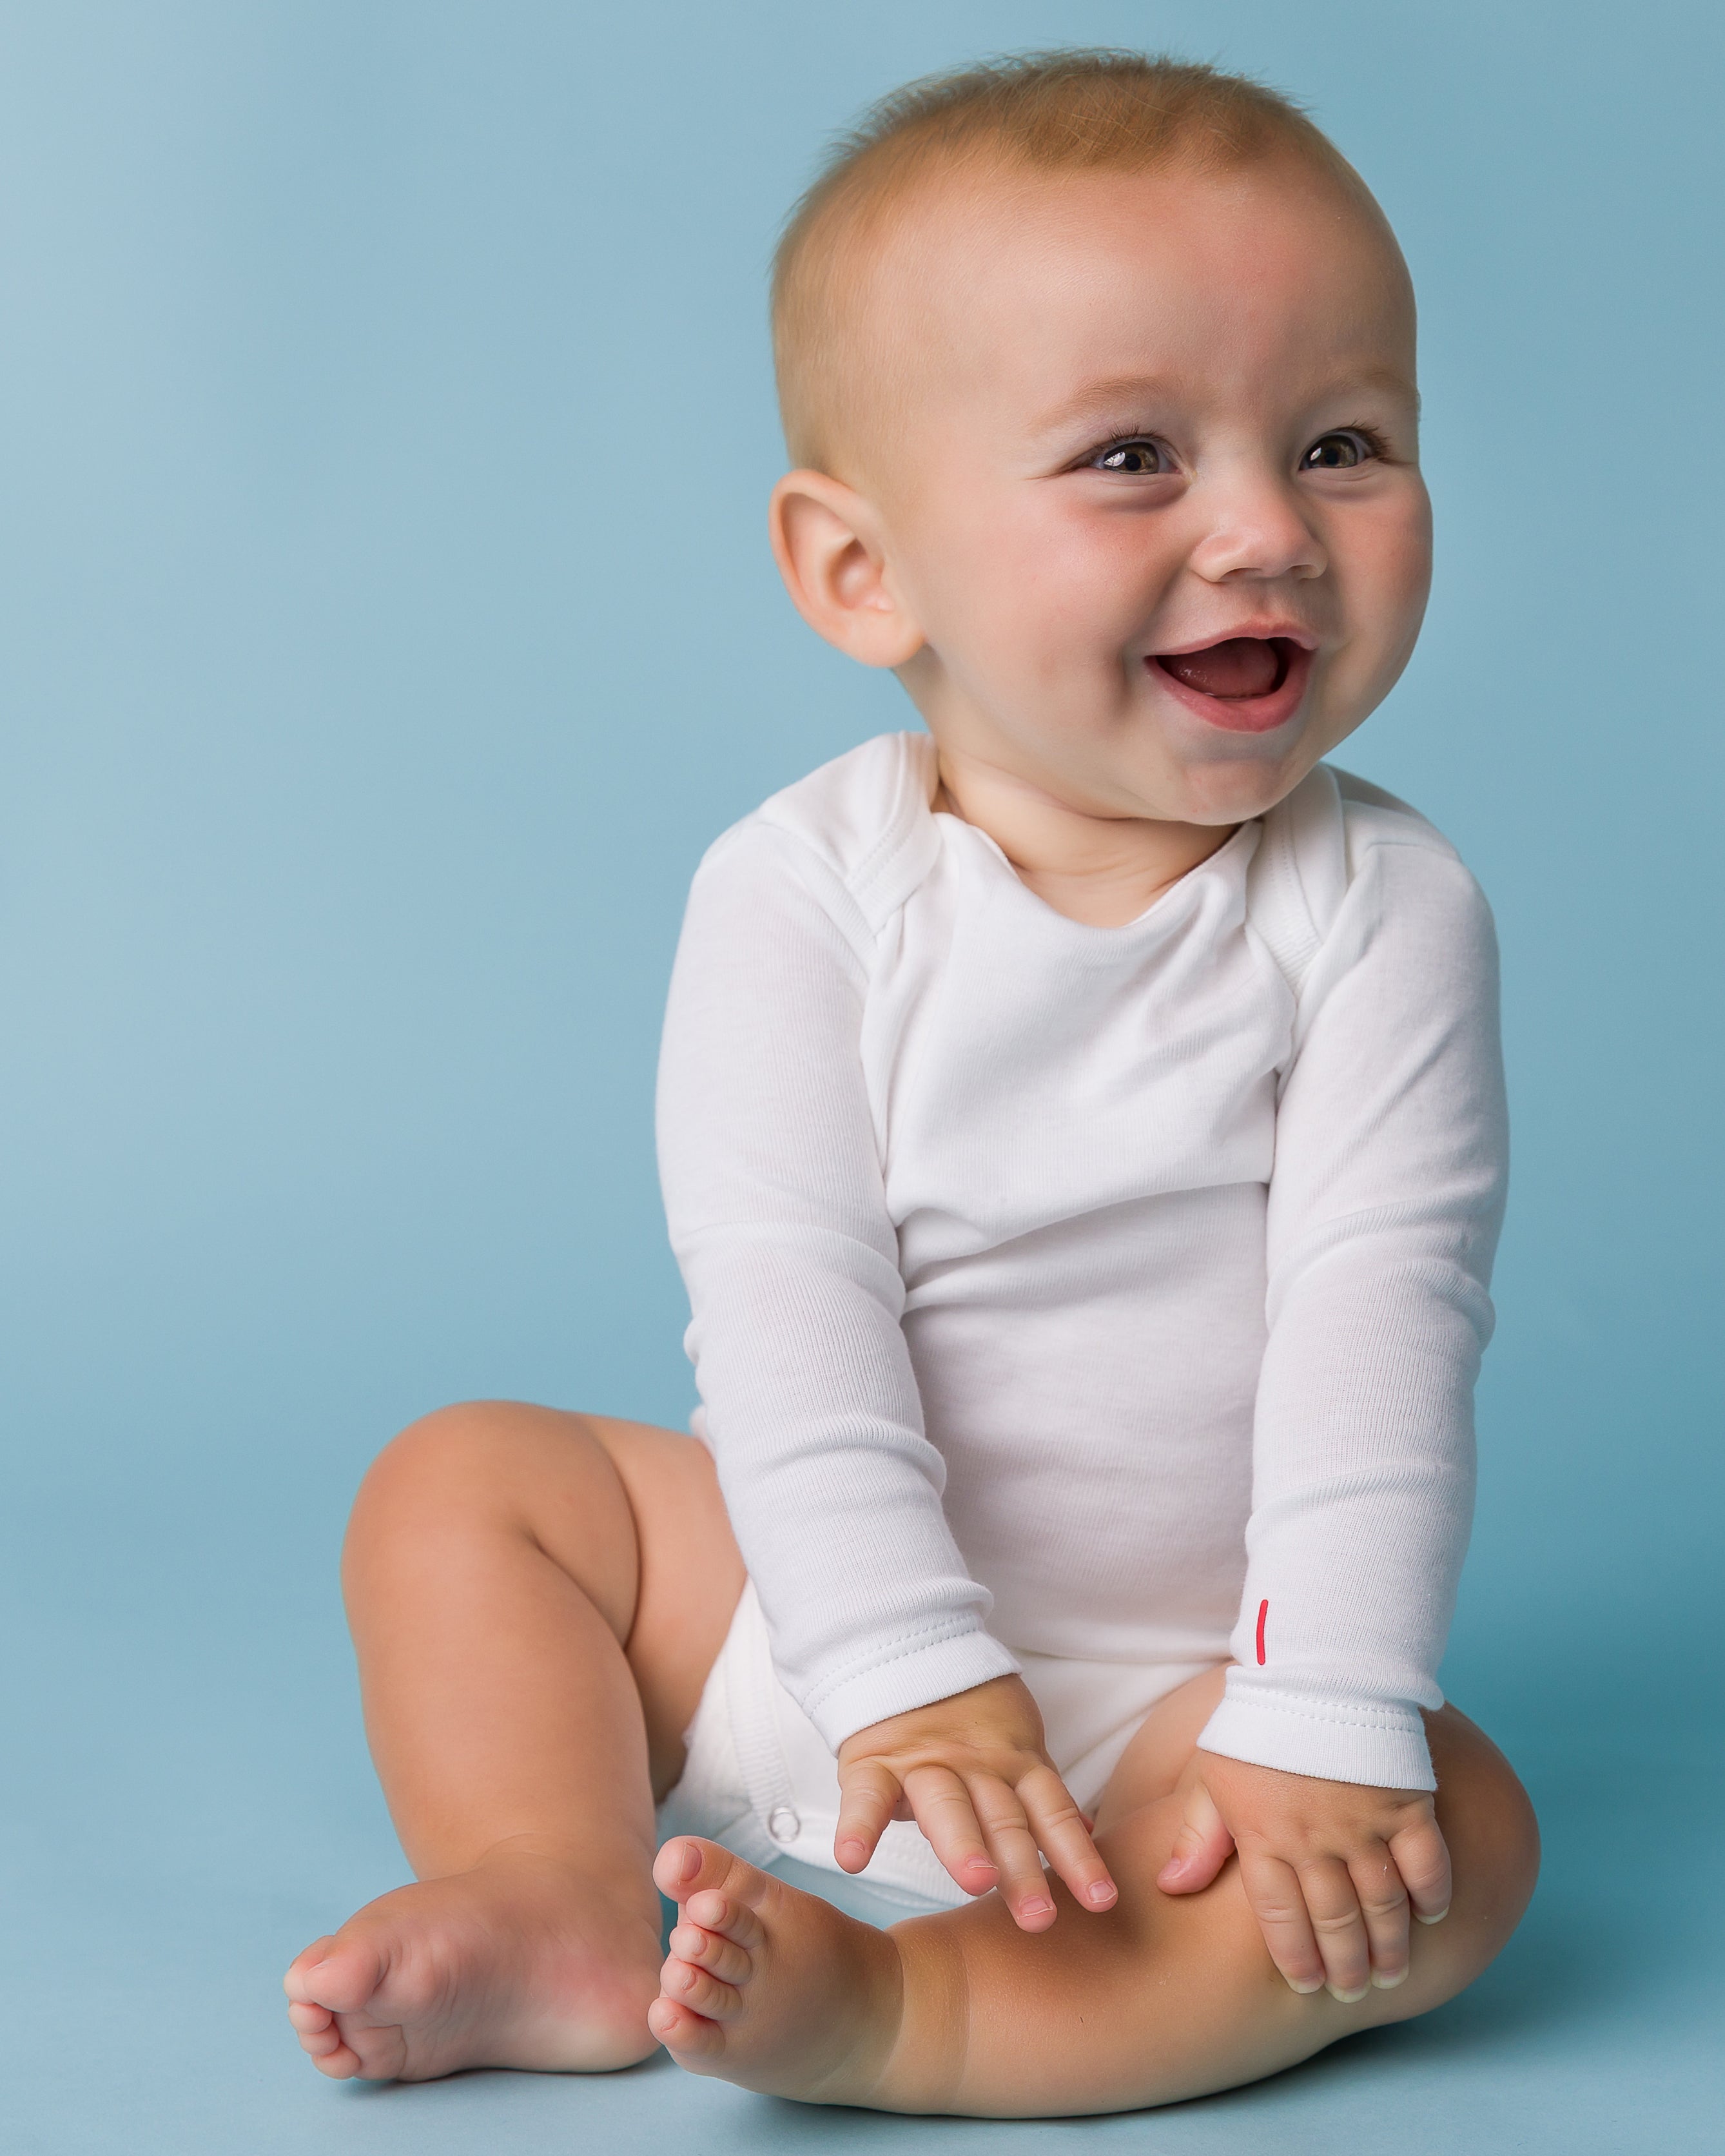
[284,1403,743,2080]
[651,1693,1537,2117]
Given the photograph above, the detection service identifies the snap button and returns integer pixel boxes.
[766,1803,801,1845]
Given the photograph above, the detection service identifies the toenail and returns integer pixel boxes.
[674,1842,701,1885]
[1328,1984,1370,2004]
[1371,1968,1408,1989]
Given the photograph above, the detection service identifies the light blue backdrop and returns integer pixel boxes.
[3,3,1720,2151]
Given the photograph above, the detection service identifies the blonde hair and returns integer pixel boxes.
[772,50,1383,471]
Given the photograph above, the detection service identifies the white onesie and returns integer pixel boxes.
[655,732,1506,1900]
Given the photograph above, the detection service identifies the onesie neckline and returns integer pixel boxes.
[905,728,1258,940]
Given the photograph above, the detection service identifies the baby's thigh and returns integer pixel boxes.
[352,1403,742,1787]
[1086,1702,1539,2097]
[1092,1664,1229,1828]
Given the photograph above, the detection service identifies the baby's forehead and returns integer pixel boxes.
[870,159,1409,384]
[870,151,1398,302]
[781,143,1411,480]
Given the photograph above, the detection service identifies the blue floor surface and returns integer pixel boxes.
[3,1479,1719,2156]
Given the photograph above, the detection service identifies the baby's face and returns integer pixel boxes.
[862,157,1430,828]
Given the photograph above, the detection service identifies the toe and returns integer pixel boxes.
[310,2039,364,2080]
[653,1837,706,1898]
[288,1936,388,2016]
[653,1836,769,1913]
[660,1954,743,2021]
[283,1937,339,2000]
[647,1995,726,2061]
[681,1890,765,1952]
[667,1922,753,1985]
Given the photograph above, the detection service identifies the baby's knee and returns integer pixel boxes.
[1396,1709,1539,2010]
[347,1401,613,1549]
[1432,1709,1539,1910]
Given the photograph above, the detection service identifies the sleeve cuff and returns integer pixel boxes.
[804,1627,1022,1753]
[1197,1680,1436,1791]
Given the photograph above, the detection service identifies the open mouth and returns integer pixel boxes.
[1147,636,1312,733]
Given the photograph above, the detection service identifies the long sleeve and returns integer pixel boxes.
[657,821,1019,1752]
[1197,830,1508,1791]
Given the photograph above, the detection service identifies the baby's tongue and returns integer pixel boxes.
[1160,637,1280,699]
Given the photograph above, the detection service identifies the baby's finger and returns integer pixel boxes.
[898,1763,1000,1896]
[1016,1761,1118,1911]
[1347,1841,1411,1988]
[1388,1815,1453,1927]
[968,1775,1058,1930]
[1236,1848,1325,1994]
[1155,1774,1235,1897]
[1298,1856,1372,2001]
[833,1756,904,1873]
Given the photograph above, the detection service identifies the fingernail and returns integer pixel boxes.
[1286,1976,1325,1995]
[1020,1896,1055,1918]
[1327,1984,1370,2004]
[1086,1881,1117,1907]
[1371,1967,1408,1990]
[1416,1907,1450,1927]
[837,1837,867,1865]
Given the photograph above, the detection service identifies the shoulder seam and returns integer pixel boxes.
[696,810,876,958]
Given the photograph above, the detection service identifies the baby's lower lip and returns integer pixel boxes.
[1146,637,1314,734]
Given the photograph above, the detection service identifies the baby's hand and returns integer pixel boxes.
[1156,1751,1451,1999]
[834,1674,1118,1931]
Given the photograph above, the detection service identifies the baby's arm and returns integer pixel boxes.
[659,820,1113,1928]
[1173,815,1506,1991]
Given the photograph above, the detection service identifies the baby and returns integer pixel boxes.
[285,52,1539,2116]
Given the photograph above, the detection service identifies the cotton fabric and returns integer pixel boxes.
[658,733,1506,1791]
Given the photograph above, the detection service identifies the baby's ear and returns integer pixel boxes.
[768,471,924,668]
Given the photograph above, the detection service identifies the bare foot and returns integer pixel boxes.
[648,1837,949,2111]
[284,1844,663,2079]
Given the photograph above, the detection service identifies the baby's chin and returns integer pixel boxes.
[1134,694,1369,828]
[1155,745,1329,828]
[1087,717,1336,830]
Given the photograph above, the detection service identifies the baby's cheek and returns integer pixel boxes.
[1346,487,1431,632]
[1324,520,1430,723]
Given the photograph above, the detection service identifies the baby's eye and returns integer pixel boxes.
[1300,430,1380,472]
[1090,437,1174,476]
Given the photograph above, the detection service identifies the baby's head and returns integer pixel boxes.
[768,53,1430,830]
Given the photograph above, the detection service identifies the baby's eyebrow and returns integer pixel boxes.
[1029,362,1418,443]
[1318,360,1419,403]
[1029,375,1184,439]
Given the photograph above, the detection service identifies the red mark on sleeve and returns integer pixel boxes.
[1255,1600,1269,1666]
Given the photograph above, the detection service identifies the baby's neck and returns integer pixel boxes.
[933,746,1236,929]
